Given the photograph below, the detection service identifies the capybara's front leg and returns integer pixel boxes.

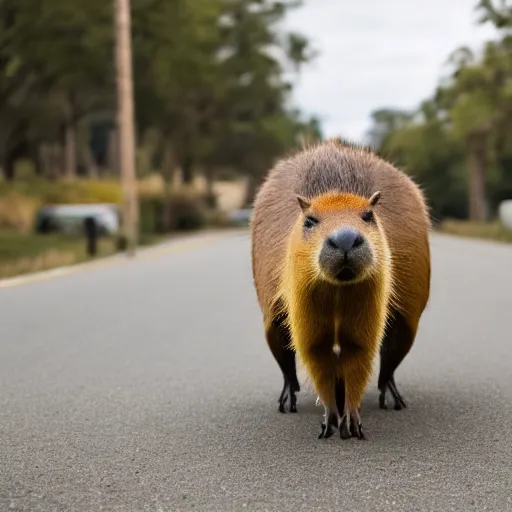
[339,348,374,440]
[300,347,338,439]
[318,405,338,439]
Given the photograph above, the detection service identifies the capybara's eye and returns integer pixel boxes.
[361,210,374,222]
[303,216,318,229]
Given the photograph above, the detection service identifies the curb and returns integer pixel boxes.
[0,229,244,290]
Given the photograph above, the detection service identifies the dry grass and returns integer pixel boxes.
[0,175,247,233]
[0,192,40,232]
[0,174,247,279]
[0,231,119,279]
[192,175,247,211]
[438,219,512,244]
[0,250,78,279]
[0,229,165,280]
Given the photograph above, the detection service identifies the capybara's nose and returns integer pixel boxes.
[326,228,364,252]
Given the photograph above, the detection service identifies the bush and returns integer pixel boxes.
[0,192,40,232]
[439,219,512,243]
[45,180,122,204]
[139,197,164,234]
[1,179,123,232]
[139,189,209,234]
[164,191,208,231]
[2,178,122,205]
[2,177,212,236]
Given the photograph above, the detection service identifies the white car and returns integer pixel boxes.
[499,200,512,232]
[36,204,120,235]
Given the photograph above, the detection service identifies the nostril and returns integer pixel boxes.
[353,234,364,248]
[326,229,364,252]
[327,236,338,249]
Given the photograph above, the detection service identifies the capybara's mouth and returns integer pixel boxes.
[336,267,356,282]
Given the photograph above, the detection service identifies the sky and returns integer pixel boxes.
[282,0,498,142]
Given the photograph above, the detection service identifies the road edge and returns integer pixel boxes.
[0,228,247,290]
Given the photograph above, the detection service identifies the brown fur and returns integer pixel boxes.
[250,138,431,435]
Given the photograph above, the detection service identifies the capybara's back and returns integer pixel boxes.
[250,138,431,439]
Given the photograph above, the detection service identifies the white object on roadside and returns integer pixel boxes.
[37,203,119,235]
[499,200,512,231]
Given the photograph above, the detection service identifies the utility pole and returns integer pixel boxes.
[114,0,138,255]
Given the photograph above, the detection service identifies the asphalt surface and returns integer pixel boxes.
[1,230,512,512]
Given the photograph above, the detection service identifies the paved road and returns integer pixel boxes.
[1,231,511,512]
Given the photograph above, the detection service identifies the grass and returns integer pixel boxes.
[438,219,512,244]
[0,231,162,280]
[0,231,116,279]
[0,173,247,280]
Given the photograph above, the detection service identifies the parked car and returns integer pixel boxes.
[227,208,252,227]
[35,204,120,236]
[499,200,512,232]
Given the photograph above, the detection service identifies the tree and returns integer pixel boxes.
[476,0,512,29]
[0,0,114,180]
[0,0,319,200]
[365,108,414,149]
[115,0,138,254]
[439,37,512,220]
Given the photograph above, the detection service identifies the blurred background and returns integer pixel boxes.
[1,0,512,280]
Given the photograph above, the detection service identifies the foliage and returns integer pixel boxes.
[0,192,40,231]
[0,0,320,191]
[0,230,118,278]
[1,178,122,203]
[439,218,512,244]
[365,2,512,221]
[139,190,209,234]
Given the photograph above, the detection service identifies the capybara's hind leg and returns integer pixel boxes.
[378,310,416,411]
[266,315,300,413]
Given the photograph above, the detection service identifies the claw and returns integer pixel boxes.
[379,378,407,411]
[318,408,338,439]
[379,390,387,410]
[290,392,297,413]
[278,378,298,413]
[353,422,366,440]
[339,412,366,440]
[278,393,287,413]
[339,416,352,439]
[388,379,407,410]
[318,422,334,439]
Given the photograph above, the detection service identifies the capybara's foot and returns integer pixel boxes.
[278,377,298,413]
[318,409,338,439]
[379,376,407,411]
[318,421,334,439]
[339,410,366,440]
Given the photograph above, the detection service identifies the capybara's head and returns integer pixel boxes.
[293,191,388,285]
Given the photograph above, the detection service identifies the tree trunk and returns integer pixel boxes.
[54,143,64,179]
[40,144,51,178]
[64,120,77,180]
[32,144,42,176]
[83,144,99,179]
[115,0,139,255]
[181,153,194,185]
[467,134,488,222]
[3,152,15,180]
[204,166,217,208]
[107,128,119,175]
[162,142,175,232]
[243,173,260,208]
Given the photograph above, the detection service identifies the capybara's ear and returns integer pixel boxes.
[297,196,311,212]
[369,191,381,207]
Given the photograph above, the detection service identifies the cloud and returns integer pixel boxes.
[282,0,497,141]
